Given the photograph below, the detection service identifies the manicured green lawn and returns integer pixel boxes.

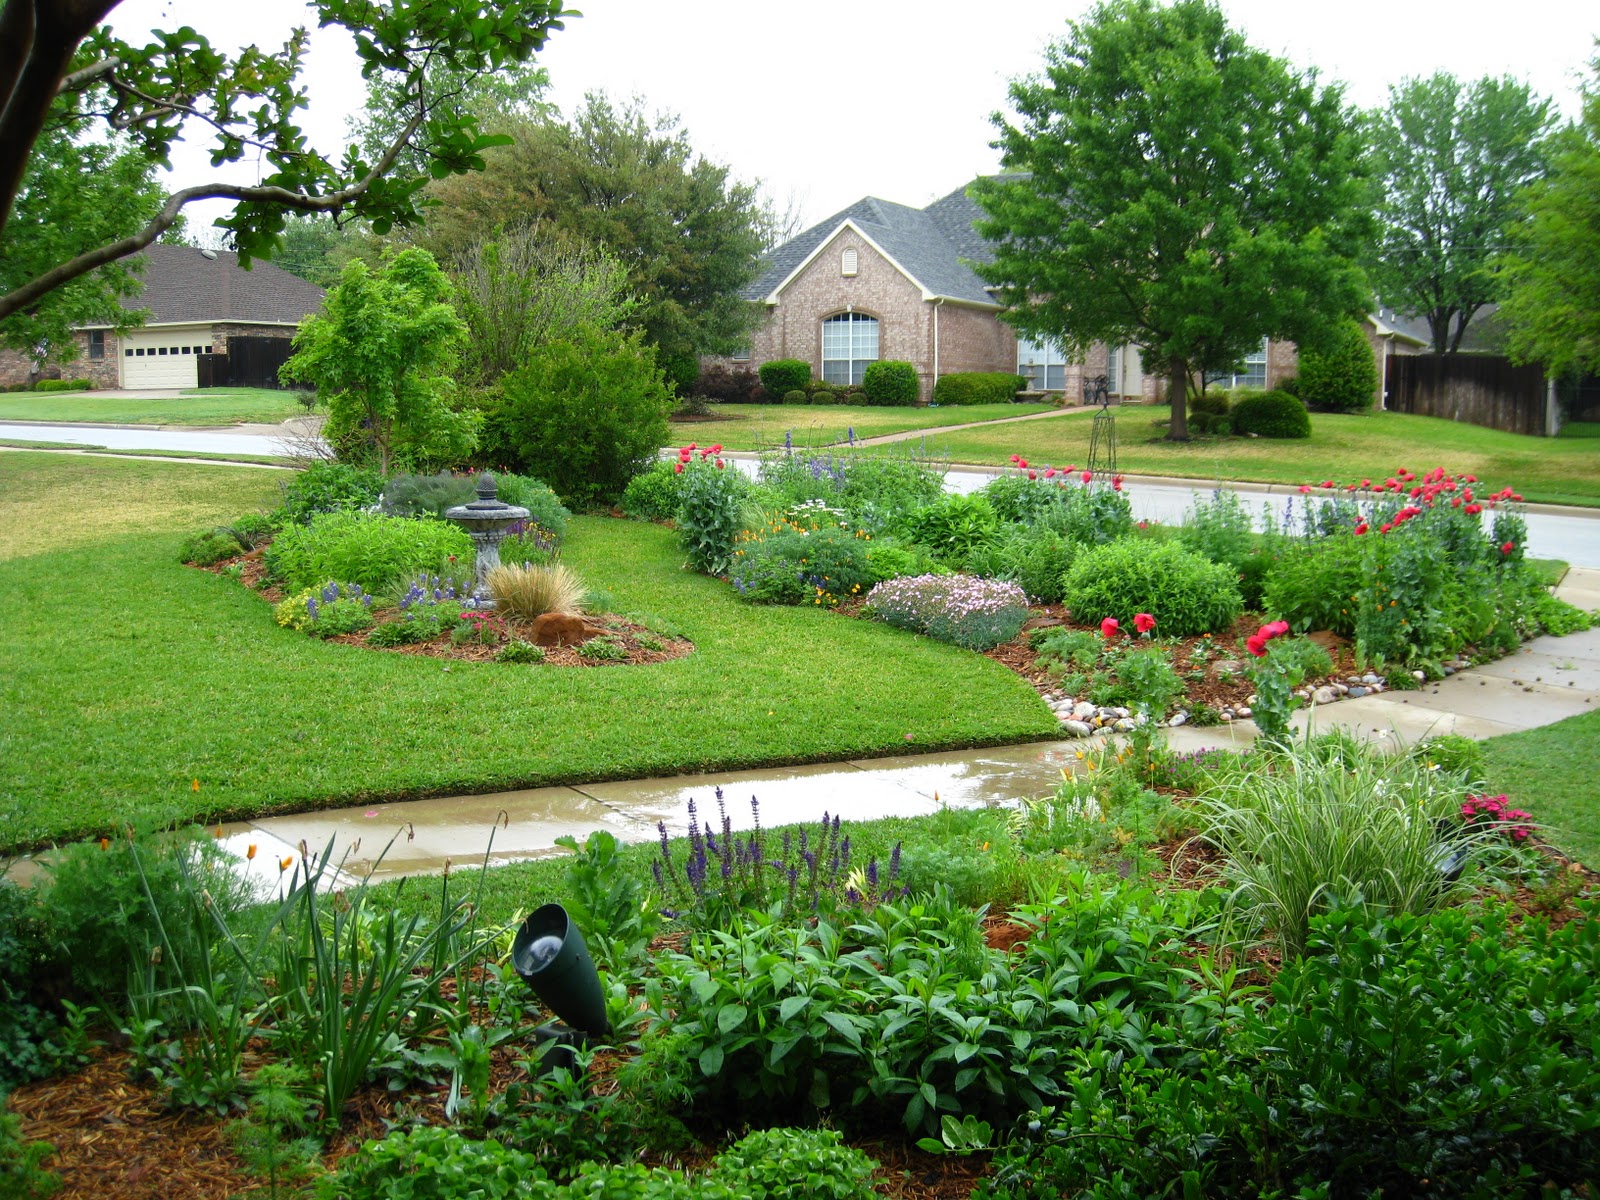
[0,454,1056,851]
[1481,708,1600,868]
[668,401,1058,451]
[0,386,303,426]
[87,448,294,466]
[919,410,1600,507]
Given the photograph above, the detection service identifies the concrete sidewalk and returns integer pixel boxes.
[205,569,1600,891]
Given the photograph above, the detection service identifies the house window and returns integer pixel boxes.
[841,248,858,277]
[87,330,105,360]
[1017,336,1068,391]
[1105,345,1120,395]
[821,312,878,386]
[730,347,750,363]
[1207,339,1270,391]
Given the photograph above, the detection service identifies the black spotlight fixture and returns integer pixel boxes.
[511,902,611,1072]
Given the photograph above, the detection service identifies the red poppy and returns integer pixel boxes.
[716,458,726,470]
[1354,522,1368,535]
[1246,635,1267,657]
[1501,541,1515,555]
[1262,620,1290,638]
[1298,485,1311,494]
[674,462,684,474]
[1043,467,1056,479]
[1009,454,1020,464]
[1100,617,1120,638]
[1134,612,1156,633]
[1018,457,1028,469]
[1027,470,1037,480]
[711,443,723,453]
[1081,470,1092,483]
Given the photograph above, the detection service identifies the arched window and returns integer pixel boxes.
[821,312,878,386]
[841,247,858,276]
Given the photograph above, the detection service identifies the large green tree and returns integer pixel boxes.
[0,0,572,324]
[412,93,766,377]
[280,249,473,475]
[0,111,166,356]
[972,0,1370,440]
[1497,60,1600,379]
[1366,72,1555,354]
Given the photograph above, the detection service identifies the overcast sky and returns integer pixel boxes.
[107,0,1599,236]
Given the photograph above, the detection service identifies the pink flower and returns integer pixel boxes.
[1298,484,1311,494]
[1321,480,1334,489]
[1262,620,1290,638]
[1361,479,1372,489]
[1100,617,1120,638]
[1018,457,1028,469]
[1009,454,1020,464]
[1043,467,1056,479]
[1112,474,1124,491]
[1133,612,1155,633]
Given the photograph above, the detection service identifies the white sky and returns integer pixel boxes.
[106,0,1599,236]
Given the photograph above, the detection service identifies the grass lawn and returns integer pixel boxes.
[1557,421,1600,439]
[0,386,304,426]
[919,409,1600,507]
[0,454,1056,851]
[1480,708,1600,869]
[86,448,294,466]
[667,401,1058,451]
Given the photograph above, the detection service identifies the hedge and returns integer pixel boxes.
[933,372,1026,406]
[758,359,811,395]
[862,360,920,405]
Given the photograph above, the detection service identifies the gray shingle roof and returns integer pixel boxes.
[744,180,1003,307]
[113,243,325,326]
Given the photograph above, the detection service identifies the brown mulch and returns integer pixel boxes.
[204,551,693,669]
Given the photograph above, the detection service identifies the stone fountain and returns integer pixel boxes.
[444,473,530,608]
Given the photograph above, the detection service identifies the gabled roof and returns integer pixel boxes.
[744,181,1006,308]
[111,243,325,327]
[1369,306,1432,347]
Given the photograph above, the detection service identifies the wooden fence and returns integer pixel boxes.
[1385,354,1548,436]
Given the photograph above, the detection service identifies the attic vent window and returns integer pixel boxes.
[841,248,858,277]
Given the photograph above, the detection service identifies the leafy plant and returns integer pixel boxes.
[1063,539,1242,636]
[897,493,1001,565]
[710,1127,880,1200]
[227,1063,322,1198]
[864,574,1030,650]
[677,455,752,576]
[315,1126,546,1200]
[273,581,376,638]
[1297,317,1377,412]
[0,1109,60,1200]
[620,460,685,522]
[265,510,472,595]
[554,830,660,973]
[1243,628,1331,746]
[932,371,1026,405]
[730,522,874,606]
[1228,389,1310,438]
[861,360,919,405]
[577,635,626,661]
[497,1051,638,1183]
[179,528,244,567]
[758,358,811,395]
[275,461,385,526]
[495,638,546,664]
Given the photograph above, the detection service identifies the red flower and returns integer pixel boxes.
[1361,479,1372,489]
[1354,522,1368,535]
[1009,454,1020,464]
[711,443,723,453]
[1100,617,1120,638]
[1134,612,1156,633]
[1112,475,1123,491]
[1298,484,1311,494]
[1246,635,1267,657]
[1018,457,1028,469]
[1380,522,1393,533]
[1465,503,1481,515]
[1027,470,1037,480]
[685,443,697,452]
[674,462,684,474]
[1262,620,1290,638]
[1501,541,1515,555]
[1081,470,1092,483]
[1464,474,1477,483]
[1043,467,1056,479]
[1065,464,1076,472]
[1321,480,1334,489]
[716,458,726,470]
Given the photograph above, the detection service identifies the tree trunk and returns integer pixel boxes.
[1166,355,1190,441]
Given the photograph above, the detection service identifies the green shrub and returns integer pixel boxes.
[861,360,919,405]
[1063,539,1242,635]
[620,460,685,522]
[709,1128,879,1200]
[0,1109,61,1200]
[490,474,569,541]
[897,493,1002,566]
[1177,488,1256,574]
[31,378,89,392]
[276,461,384,526]
[1260,535,1364,635]
[865,573,1030,650]
[0,878,76,1089]
[933,371,1026,406]
[179,529,243,566]
[758,359,811,395]
[566,1162,734,1200]
[1189,388,1231,417]
[677,459,752,575]
[265,510,473,595]
[1297,317,1377,413]
[1229,389,1310,438]
[496,639,545,664]
[758,449,946,532]
[863,538,945,583]
[782,389,807,404]
[810,389,836,405]
[223,512,276,550]
[316,1127,546,1200]
[730,524,875,605]
[497,326,673,507]
[966,525,1080,604]
[378,471,476,519]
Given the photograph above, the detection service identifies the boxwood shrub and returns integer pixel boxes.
[933,372,1026,406]
[758,359,811,395]
[1229,390,1311,438]
[1063,538,1243,634]
[861,360,919,406]
[1297,318,1377,413]
[1187,388,1232,435]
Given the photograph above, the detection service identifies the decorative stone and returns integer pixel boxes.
[1215,659,1243,674]
[1072,701,1098,721]
[1063,720,1093,737]
[1220,711,1233,722]
[1112,718,1136,732]
[1168,712,1188,727]
[1236,706,1251,718]
[1312,686,1336,705]
[1412,670,1427,682]
[1333,682,1349,695]
[531,612,605,647]
[1362,673,1380,685]
[1348,686,1369,698]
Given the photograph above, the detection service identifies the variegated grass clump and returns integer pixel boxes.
[1189,737,1515,958]
[486,562,586,620]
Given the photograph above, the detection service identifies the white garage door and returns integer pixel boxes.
[122,331,208,388]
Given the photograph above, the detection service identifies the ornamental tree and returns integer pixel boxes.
[280,249,472,476]
[1366,72,1555,354]
[972,0,1370,440]
[1497,58,1600,379]
[0,0,572,324]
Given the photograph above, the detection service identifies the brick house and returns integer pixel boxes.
[720,180,1301,404]
[0,243,324,390]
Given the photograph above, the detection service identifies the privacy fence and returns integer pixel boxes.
[196,336,296,390]
[1385,354,1549,437]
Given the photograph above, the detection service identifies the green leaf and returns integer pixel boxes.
[778,995,809,1023]
[698,1045,724,1077]
[716,1003,748,1034]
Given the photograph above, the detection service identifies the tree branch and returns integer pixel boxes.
[56,55,120,94]
[0,108,424,322]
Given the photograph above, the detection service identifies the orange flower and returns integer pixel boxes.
[279,856,294,872]
[98,837,110,851]
[192,778,201,792]
[246,843,258,860]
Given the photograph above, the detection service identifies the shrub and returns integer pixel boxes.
[709,1128,880,1200]
[1187,388,1232,435]
[692,364,760,403]
[1063,539,1242,635]
[620,460,685,522]
[497,326,673,507]
[897,493,1002,566]
[32,377,89,392]
[223,512,276,551]
[265,510,473,595]
[730,523,874,606]
[966,526,1080,604]
[1229,389,1310,438]
[1297,317,1377,413]
[1177,487,1255,573]
[810,389,836,405]
[1035,483,1135,546]
[577,635,626,661]
[179,529,243,567]
[487,563,586,619]
[0,878,76,1089]
[273,581,377,637]
[657,349,700,396]
[863,538,945,583]
[865,574,1030,650]
[495,639,545,663]
[782,389,807,404]
[0,1109,60,1200]
[758,359,811,395]
[276,461,384,526]
[933,371,1026,406]
[677,457,752,575]
[1260,535,1364,636]
[378,471,476,519]
[861,359,919,405]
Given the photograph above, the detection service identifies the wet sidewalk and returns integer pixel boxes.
[206,569,1600,889]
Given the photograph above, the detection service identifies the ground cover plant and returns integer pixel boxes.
[0,386,306,426]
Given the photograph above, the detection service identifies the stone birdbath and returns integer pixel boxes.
[444,473,530,609]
